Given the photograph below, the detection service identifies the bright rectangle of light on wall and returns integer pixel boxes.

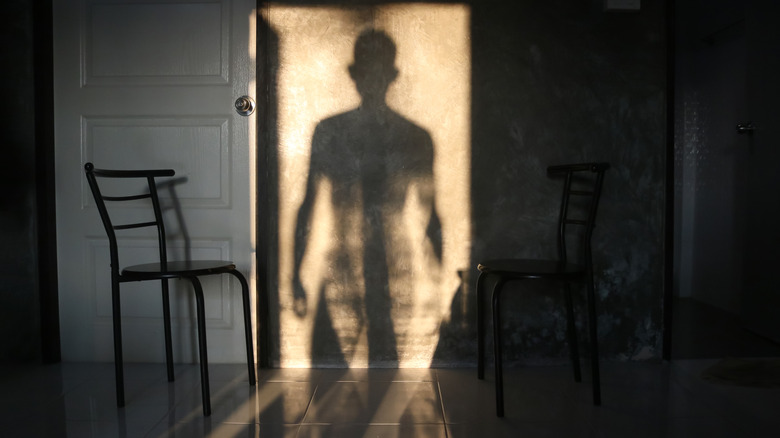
[267,4,471,368]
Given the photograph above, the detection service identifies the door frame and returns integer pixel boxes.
[36,0,61,364]
[662,0,674,361]
[255,4,273,368]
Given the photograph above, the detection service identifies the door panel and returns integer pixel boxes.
[677,26,747,312]
[743,0,780,342]
[675,0,780,346]
[54,0,256,362]
[86,2,227,83]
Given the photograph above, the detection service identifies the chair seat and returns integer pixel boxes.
[122,260,236,279]
[477,259,585,280]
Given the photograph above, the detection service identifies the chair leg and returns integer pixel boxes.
[586,276,601,405]
[492,278,506,418]
[111,277,125,408]
[161,279,175,382]
[563,282,582,382]
[231,270,256,385]
[190,277,212,416]
[476,271,487,380]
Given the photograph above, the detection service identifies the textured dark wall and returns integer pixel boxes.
[0,0,41,362]
[454,1,667,365]
[261,0,667,367]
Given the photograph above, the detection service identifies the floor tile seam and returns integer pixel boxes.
[134,391,194,437]
[441,416,594,425]
[314,379,437,383]
[667,359,715,378]
[56,375,98,398]
[655,412,768,429]
[298,418,448,426]
[716,410,780,427]
[296,381,319,424]
[63,418,138,425]
[69,417,164,437]
[261,379,315,383]
[110,398,192,411]
[587,408,726,424]
[0,389,70,406]
[297,421,448,426]
[665,378,728,403]
[140,414,173,438]
[12,383,88,422]
[63,417,163,438]
[653,409,745,420]
[668,380,768,416]
[220,420,303,426]
[434,377,454,426]
[65,404,174,425]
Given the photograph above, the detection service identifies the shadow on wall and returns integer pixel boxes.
[267,3,473,369]
[264,0,666,369]
[292,30,443,367]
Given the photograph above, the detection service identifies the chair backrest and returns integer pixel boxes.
[84,162,175,275]
[547,163,609,268]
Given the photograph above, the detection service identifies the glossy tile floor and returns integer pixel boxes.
[671,297,780,359]
[1,360,780,437]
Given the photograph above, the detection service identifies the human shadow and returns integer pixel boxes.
[293,29,442,367]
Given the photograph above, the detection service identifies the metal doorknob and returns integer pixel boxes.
[736,122,755,135]
[235,96,256,116]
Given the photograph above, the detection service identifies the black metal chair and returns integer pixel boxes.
[476,162,608,417]
[84,162,256,416]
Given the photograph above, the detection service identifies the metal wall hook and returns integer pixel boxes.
[736,122,755,135]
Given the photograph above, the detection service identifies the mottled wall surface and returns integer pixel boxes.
[461,1,667,365]
[260,0,667,367]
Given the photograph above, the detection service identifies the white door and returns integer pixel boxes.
[53,0,257,363]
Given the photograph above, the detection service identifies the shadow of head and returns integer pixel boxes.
[348,29,398,102]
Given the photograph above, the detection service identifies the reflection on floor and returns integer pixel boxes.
[672,297,780,359]
[1,361,780,437]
